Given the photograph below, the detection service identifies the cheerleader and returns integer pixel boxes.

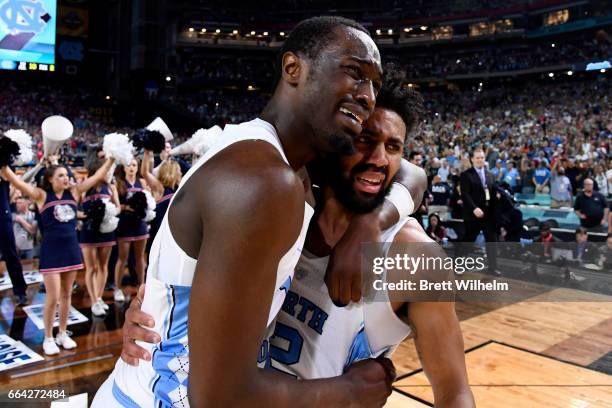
[0,163,109,355]
[79,158,119,317]
[113,158,148,302]
[141,149,181,252]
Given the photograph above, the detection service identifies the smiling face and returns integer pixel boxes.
[324,107,405,213]
[301,26,382,155]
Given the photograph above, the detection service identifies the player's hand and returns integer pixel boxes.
[343,358,396,407]
[473,208,484,218]
[325,213,381,306]
[120,284,160,366]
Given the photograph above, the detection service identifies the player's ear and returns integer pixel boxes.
[281,52,302,87]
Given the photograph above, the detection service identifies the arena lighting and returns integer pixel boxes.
[201,28,206,33]
[165,76,172,82]
[479,82,483,86]
[420,25,427,30]
[548,72,554,78]
[551,43,555,48]
[567,70,573,76]
[250,31,256,35]
[188,27,194,32]
[215,29,221,33]
[404,27,412,32]
[376,29,382,35]
[232,30,238,34]
[280,32,285,36]
[263,31,269,36]
[456,59,461,64]
[387,29,393,34]
[105,96,110,100]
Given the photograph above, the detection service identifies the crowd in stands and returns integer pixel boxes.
[2,69,610,234]
[179,30,610,82]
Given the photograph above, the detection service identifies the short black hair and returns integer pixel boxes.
[575,227,588,235]
[408,150,422,160]
[471,148,485,157]
[275,16,369,83]
[375,65,424,137]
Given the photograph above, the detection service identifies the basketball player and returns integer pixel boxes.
[120,72,475,407]
[93,17,405,407]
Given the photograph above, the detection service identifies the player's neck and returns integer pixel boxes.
[316,189,353,248]
[260,96,316,170]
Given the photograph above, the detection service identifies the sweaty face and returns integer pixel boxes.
[325,107,405,213]
[301,26,382,156]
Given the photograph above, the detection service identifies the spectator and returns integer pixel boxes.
[534,223,561,258]
[594,164,608,197]
[437,159,450,183]
[550,160,573,208]
[429,175,451,220]
[573,227,600,266]
[12,197,37,261]
[574,178,608,230]
[502,161,520,193]
[426,213,446,243]
[565,159,581,195]
[520,158,535,194]
[430,175,451,206]
[533,161,551,194]
[491,159,505,183]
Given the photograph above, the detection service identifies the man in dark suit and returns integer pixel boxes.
[460,148,499,274]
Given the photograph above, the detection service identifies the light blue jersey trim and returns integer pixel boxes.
[112,380,141,408]
[344,325,373,371]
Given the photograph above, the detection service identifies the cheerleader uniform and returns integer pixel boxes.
[146,187,175,253]
[39,190,84,274]
[115,180,149,242]
[79,185,116,248]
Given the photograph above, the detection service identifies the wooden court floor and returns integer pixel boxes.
[0,271,611,407]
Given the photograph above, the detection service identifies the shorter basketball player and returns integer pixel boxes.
[121,74,475,407]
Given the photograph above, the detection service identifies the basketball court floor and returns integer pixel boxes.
[0,270,611,407]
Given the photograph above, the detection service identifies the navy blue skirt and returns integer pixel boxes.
[40,232,83,273]
[115,213,149,242]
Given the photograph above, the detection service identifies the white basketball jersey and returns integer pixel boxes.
[261,218,413,379]
[93,119,314,408]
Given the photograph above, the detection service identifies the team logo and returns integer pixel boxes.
[0,0,50,34]
[54,204,75,223]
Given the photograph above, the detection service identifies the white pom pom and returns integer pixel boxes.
[100,199,120,233]
[143,190,156,222]
[103,133,134,166]
[4,129,33,165]
[192,125,222,156]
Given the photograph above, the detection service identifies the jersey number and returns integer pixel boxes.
[269,322,303,366]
